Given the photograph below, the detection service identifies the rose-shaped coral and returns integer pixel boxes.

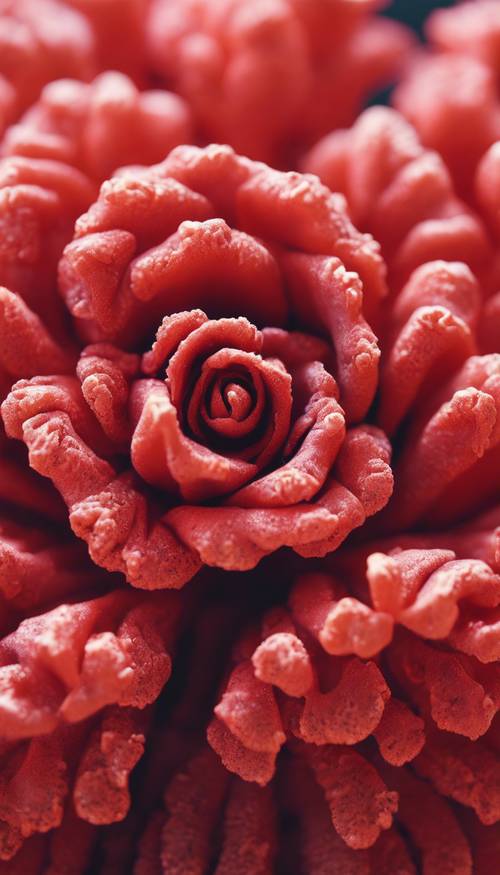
[1,72,193,183]
[0,3,498,873]
[2,144,393,587]
[0,0,96,137]
[146,0,412,165]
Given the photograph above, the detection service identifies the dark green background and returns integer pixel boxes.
[386,0,456,34]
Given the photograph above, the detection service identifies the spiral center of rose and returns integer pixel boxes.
[189,361,267,449]
[209,376,254,423]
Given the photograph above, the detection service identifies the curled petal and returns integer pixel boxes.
[207,717,277,787]
[3,72,192,182]
[415,731,500,826]
[366,548,459,615]
[449,606,500,664]
[214,661,286,755]
[0,156,96,339]
[0,0,95,134]
[289,759,375,875]
[387,387,498,529]
[131,379,257,500]
[146,0,410,165]
[307,745,398,850]
[302,105,490,284]
[393,53,500,201]
[299,658,390,746]
[290,572,393,659]
[129,219,288,329]
[75,173,212,247]
[0,589,179,736]
[399,559,500,639]
[389,637,497,741]
[252,632,313,698]
[390,260,481,333]
[76,344,139,445]
[334,425,393,518]
[228,393,345,508]
[382,765,473,875]
[0,705,148,857]
[373,698,425,766]
[73,708,147,825]
[0,287,75,383]
[427,0,500,75]
[378,306,475,436]
[282,253,380,421]
[70,476,201,589]
[2,382,201,588]
[423,651,497,740]
[167,478,365,570]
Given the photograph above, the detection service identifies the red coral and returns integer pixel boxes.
[0,156,96,341]
[67,0,151,82]
[301,108,500,525]
[145,0,413,164]
[0,582,182,861]
[0,3,498,871]
[1,72,193,182]
[1,145,393,585]
[392,1,500,203]
[206,517,500,868]
[0,706,150,861]
[474,142,500,354]
[0,0,96,136]
[302,106,492,291]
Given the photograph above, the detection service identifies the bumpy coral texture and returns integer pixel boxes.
[303,105,500,400]
[0,0,96,137]
[392,0,500,203]
[0,2,499,873]
[0,531,183,860]
[1,72,193,183]
[2,144,394,587]
[206,511,500,874]
[146,0,413,164]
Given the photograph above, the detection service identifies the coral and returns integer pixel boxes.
[1,72,193,183]
[0,0,96,137]
[146,0,413,164]
[1,144,394,585]
[302,106,491,290]
[67,0,152,82]
[206,518,500,871]
[0,2,498,871]
[0,583,182,860]
[0,156,96,341]
[392,1,500,202]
